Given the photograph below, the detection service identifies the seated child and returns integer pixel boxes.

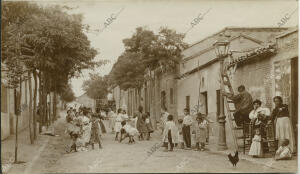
[120,120,139,144]
[162,115,178,152]
[195,113,208,151]
[275,139,292,160]
[177,119,184,149]
[249,128,263,157]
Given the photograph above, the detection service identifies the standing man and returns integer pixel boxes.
[223,85,253,127]
[182,108,193,150]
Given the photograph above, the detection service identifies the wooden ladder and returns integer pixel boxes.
[221,73,250,154]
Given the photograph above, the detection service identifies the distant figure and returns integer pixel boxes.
[145,112,154,140]
[108,108,116,133]
[136,106,147,141]
[182,108,193,149]
[223,85,253,127]
[95,108,106,134]
[114,108,123,141]
[160,107,169,135]
[78,110,91,148]
[194,113,208,151]
[121,110,129,121]
[120,120,139,144]
[90,114,103,149]
[177,119,184,149]
[162,115,178,152]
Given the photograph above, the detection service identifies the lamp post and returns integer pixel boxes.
[213,33,230,151]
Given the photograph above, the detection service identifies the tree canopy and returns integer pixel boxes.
[1,1,104,102]
[108,27,188,90]
[82,74,109,100]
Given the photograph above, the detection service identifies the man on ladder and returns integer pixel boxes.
[223,85,253,127]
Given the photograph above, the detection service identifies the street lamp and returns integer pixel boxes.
[213,33,230,151]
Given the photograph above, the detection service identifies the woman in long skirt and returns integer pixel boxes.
[136,106,148,141]
[271,96,295,153]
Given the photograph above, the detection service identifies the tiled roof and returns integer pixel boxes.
[226,44,277,69]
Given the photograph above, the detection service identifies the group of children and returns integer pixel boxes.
[161,108,209,152]
[112,106,154,144]
[65,107,105,153]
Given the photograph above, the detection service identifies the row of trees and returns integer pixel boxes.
[82,27,188,106]
[1,2,103,162]
[108,27,188,90]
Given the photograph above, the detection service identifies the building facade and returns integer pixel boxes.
[177,27,288,144]
[111,27,297,150]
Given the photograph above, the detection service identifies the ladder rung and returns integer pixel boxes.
[229,109,235,112]
[227,100,234,103]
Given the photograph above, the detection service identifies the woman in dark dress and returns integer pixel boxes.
[136,106,147,140]
[270,96,295,153]
[96,108,106,134]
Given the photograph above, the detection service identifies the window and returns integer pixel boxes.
[186,96,190,112]
[170,88,174,104]
[201,92,208,115]
[161,91,166,110]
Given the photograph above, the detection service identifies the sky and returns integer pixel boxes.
[38,0,298,97]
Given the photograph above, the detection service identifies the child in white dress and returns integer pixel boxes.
[162,115,178,152]
[114,108,123,141]
[177,119,184,149]
[249,129,262,157]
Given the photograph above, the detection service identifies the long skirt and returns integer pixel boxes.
[99,120,106,133]
[90,128,101,144]
[81,124,91,145]
[115,121,122,133]
[276,117,295,152]
[109,118,115,130]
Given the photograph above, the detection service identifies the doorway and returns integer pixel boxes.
[291,57,298,148]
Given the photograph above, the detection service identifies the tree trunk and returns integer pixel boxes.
[33,70,37,139]
[14,77,22,163]
[42,73,48,128]
[53,87,57,122]
[28,71,34,144]
[38,71,43,133]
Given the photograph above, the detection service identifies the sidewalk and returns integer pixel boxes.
[1,110,67,174]
[206,136,298,172]
[150,130,298,172]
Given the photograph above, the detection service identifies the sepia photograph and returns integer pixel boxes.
[0,0,299,173]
